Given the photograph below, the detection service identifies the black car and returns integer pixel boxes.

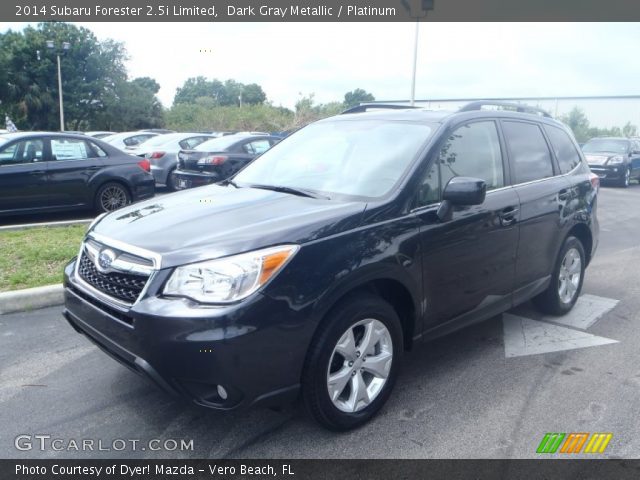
[582,136,640,187]
[173,134,280,190]
[63,102,598,430]
[0,132,155,217]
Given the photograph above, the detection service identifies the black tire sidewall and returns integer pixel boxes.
[96,182,131,213]
[302,293,403,431]
[166,169,177,191]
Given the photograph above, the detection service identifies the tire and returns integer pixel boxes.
[302,292,403,431]
[619,167,630,188]
[165,168,177,191]
[533,236,586,315]
[95,182,131,213]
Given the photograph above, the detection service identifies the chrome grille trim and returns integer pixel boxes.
[73,235,160,310]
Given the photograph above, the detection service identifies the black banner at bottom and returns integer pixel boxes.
[3,459,640,480]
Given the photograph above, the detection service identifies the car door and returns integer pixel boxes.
[46,137,103,207]
[414,119,520,331]
[0,137,48,213]
[500,120,571,302]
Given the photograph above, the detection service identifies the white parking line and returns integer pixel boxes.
[503,314,618,358]
[502,294,620,358]
[542,294,619,330]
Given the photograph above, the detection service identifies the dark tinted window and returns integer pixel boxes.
[439,121,504,190]
[0,139,44,165]
[88,141,108,158]
[544,125,581,174]
[503,121,553,183]
[416,121,504,207]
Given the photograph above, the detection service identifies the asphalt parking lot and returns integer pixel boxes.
[1,184,639,459]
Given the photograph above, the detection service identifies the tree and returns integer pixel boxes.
[98,77,165,130]
[622,121,638,137]
[0,22,132,130]
[343,88,375,109]
[559,107,590,143]
[173,77,267,107]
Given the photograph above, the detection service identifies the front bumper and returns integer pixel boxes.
[63,259,306,410]
[173,170,219,190]
[588,164,625,181]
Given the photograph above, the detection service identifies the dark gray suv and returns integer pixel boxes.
[63,102,599,430]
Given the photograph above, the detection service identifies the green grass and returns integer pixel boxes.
[0,225,86,292]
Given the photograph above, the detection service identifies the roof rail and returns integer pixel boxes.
[459,101,552,118]
[341,104,419,114]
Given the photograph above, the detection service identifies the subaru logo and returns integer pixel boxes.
[97,249,116,273]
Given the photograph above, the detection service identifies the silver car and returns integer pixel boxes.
[130,133,216,190]
[101,131,162,151]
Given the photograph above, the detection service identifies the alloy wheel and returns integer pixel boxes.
[558,247,581,304]
[100,185,128,211]
[326,318,393,413]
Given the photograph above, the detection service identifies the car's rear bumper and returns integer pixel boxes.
[62,259,305,410]
[173,170,220,190]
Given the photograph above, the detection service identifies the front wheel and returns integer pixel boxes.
[619,167,630,188]
[533,236,586,315]
[302,293,403,431]
[95,182,131,213]
[165,168,177,191]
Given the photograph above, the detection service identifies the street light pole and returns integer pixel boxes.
[46,40,70,132]
[56,53,64,131]
[410,20,419,106]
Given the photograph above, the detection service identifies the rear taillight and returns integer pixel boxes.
[149,151,165,159]
[589,171,600,192]
[137,159,151,172]
[198,155,227,166]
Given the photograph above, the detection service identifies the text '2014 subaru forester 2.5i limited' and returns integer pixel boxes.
[63,101,599,430]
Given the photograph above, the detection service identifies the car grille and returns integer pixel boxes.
[77,247,151,305]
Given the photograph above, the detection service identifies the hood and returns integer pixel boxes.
[583,151,623,165]
[90,184,366,268]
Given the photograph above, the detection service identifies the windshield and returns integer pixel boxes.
[195,135,241,151]
[582,139,629,154]
[234,120,433,198]
[0,137,9,148]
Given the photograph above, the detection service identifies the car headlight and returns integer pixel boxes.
[163,245,299,303]
[607,155,625,164]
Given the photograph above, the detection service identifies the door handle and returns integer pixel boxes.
[28,170,46,175]
[558,189,571,201]
[498,206,519,226]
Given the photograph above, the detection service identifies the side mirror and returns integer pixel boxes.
[443,176,487,205]
[437,177,487,222]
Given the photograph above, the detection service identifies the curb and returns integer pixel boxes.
[0,284,64,315]
[0,219,92,232]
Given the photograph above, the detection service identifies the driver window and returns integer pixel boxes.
[0,139,44,166]
[417,121,503,207]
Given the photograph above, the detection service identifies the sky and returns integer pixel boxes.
[1,22,640,109]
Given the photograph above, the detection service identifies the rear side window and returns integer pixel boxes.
[51,138,91,161]
[544,125,582,174]
[503,121,554,184]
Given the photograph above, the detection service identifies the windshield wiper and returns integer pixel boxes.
[248,184,330,200]
[220,178,240,188]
